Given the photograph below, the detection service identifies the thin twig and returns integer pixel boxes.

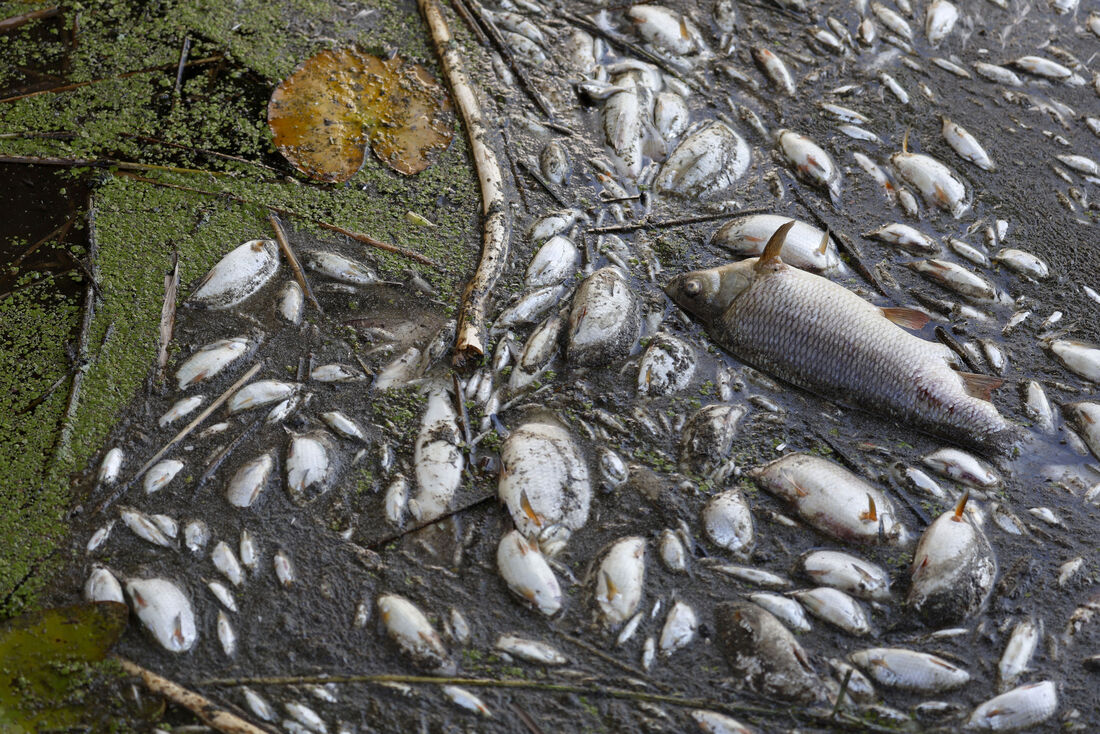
[156,250,180,383]
[935,325,982,374]
[458,0,555,118]
[12,212,76,266]
[420,0,510,365]
[500,128,529,211]
[448,0,490,46]
[173,36,192,102]
[93,361,263,515]
[366,492,496,550]
[515,158,568,209]
[116,173,441,267]
[589,209,770,235]
[194,416,264,495]
[16,361,81,416]
[115,657,274,734]
[0,154,232,177]
[0,54,222,104]
[831,668,853,718]
[558,633,665,688]
[268,213,321,313]
[0,5,60,33]
[51,195,101,466]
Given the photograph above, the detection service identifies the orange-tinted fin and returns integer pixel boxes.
[816,229,830,256]
[958,371,1003,401]
[601,570,618,600]
[860,494,878,523]
[519,489,543,528]
[902,127,910,154]
[881,307,931,330]
[755,220,795,272]
[952,491,970,522]
[678,16,689,39]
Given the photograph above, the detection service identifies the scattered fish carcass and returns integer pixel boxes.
[66,0,1100,729]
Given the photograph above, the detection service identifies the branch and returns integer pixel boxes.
[420,0,510,366]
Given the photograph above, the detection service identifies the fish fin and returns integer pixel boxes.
[678,15,689,39]
[860,494,878,523]
[755,221,795,272]
[519,489,543,528]
[881,307,931,330]
[958,371,1003,401]
[601,570,618,601]
[952,491,970,522]
[902,127,910,153]
[816,229,830,256]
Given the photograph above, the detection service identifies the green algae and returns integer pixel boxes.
[0,0,479,619]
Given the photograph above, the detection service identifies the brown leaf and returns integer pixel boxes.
[268,47,453,182]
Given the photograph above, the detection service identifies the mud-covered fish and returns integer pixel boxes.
[664,222,1015,453]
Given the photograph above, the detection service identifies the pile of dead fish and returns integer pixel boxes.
[76,0,1100,731]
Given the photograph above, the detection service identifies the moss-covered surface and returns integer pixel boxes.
[0,0,478,619]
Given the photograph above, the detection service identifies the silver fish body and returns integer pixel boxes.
[665,231,1013,453]
[908,500,996,624]
[190,239,279,310]
[711,214,845,274]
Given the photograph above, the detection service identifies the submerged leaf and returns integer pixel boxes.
[268,47,454,181]
[0,602,128,732]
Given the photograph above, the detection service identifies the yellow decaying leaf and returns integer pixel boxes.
[268,47,454,182]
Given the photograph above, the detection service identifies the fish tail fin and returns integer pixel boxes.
[958,371,1004,401]
[881,307,931,330]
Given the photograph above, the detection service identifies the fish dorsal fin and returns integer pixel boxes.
[860,494,878,522]
[952,491,970,522]
[755,220,795,272]
[958,371,1003,401]
[881,307,931,330]
[816,229,830,256]
[902,127,910,154]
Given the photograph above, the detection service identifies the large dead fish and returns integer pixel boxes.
[664,221,1014,453]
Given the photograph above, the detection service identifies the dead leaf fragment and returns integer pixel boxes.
[268,47,454,182]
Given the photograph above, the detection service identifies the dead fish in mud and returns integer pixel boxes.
[189,239,279,310]
[750,453,909,545]
[891,133,970,218]
[908,494,996,625]
[800,550,891,601]
[678,403,745,476]
[125,577,197,653]
[849,647,970,692]
[566,267,640,367]
[1063,402,1100,460]
[595,536,646,627]
[715,601,826,703]
[656,120,751,198]
[637,334,695,396]
[711,214,846,274]
[702,489,754,556]
[664,221,1015,453]
[377,594,455,674]
[498,413,591,556]
[497,530,563,616]
[776,130,842,206]
[176,337,250,390]
[967,681,1058,731]
[410,384,463,523]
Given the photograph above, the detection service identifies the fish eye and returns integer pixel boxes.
[683,279,701,296]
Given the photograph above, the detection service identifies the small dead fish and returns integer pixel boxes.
[892,138,969,218]
[1012,56,1072,82]
[748,592,812,633]
[539,140,571,186]
[942,118,994,171]
[689,709,755,734]
[97,447,124,485]
[715,601,826,702]
[653,92,690,141]
[596,536,646,627]
[217,610,236,657]
[909,494,996,624]
[383,474,409,526]
[801,550,891,601]
[190,239,279,310]
[567,267,640,367]
[791,587,872,636]
[1048,340,1100,382]
[310,364,365,383]
[126,577,197,653]
[865,223,939,254]
[967,681,1057,730]
[1064,402,1100,459]
[679,404,746,476]
[273,549,296,588]
[212,541,244,586]
[85,522,114,553]
[207,580,237,612]
[627,4,700,56]
[659,600,697,655]
[242,688,277,722]
[226,453,273,508]
[906,259,995,301]
[121,508,174,548]
[638,335,696,396]
[378,594,454,673]
[442,685,491,717]
[974,62,1022,86]
[286,432,332,504]
[183,520,209,553]
[497,529,563,616]
[658,529,687,573]
[1056,154,1099,176]
[993,249,1049,280]
[84,566,124,604]
[750,454,909,545]
[228,380,299,413]
[304,251,376,285]
[871,2,912,39]
[494,634,567,665]
[526,235,580,288]
[702,489,754,556]
[176,337,249,390]
[497,285,567,328]
[922,448,1001,488]
[850,647,970,692]
[656,121,751,198]
[143,459,184,494]
[777,130,841,205]
[277,281,303,324]
[998,619,1040,690]
[711,214,846,274]
[158,395,204,427]
[752,47,794,95]
[924,0,957,45]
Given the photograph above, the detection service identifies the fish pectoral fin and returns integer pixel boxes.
[816,229,831,256]
[880,307,931,330]
[755,220,795,272]
[958,371,1003,401]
